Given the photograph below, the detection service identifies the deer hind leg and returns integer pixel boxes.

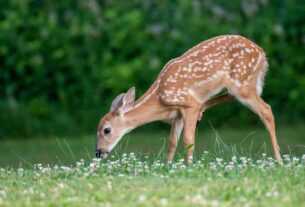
[166,118,184,163]
[181,106,201,163]
[229,88,281,160]
[198,93,235,121]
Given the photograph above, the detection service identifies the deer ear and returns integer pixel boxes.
[111,87,136,115]
[122,87,135,112]
[110,93,125,112]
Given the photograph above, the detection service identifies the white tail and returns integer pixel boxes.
[96,35,281,162]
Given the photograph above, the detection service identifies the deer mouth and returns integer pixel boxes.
[95,149,109,159]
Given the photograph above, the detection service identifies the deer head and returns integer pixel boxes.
[96,87,135,158]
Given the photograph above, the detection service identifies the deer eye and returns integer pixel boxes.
[104,128,111,135]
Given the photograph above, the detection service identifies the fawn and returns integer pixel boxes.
[96,35,281,162]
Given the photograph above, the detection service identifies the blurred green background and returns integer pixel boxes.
[0,0,304,166]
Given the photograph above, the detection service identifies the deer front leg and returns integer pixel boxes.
[181,106,200,163]
[166,118,184,163]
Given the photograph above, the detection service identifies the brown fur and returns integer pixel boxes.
[97,35,281,162]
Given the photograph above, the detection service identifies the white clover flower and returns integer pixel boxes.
[273,191,279,197]
[179,165,186,169]
[187,169,194,173]
[266,191,279,197]
[60,166,72,173]
[138,195,146,203]
[292,157,300,163]
[210,199,220,207]
[187,194,207,205]
[244,203,251,207]
[283,154,291,162]
[167,160,173,164]
[17,168,24,175]
[40,192,46,198]
[159,198,168,206]
[159,175,165,179]
[0,190,6,197]
[268,162,275,168]
[179,158,184,163]
[225,164,233,171]
[240,157,247,162]
[34,172,41,177]
[76,159,84,167]
[267,157,273,161]
[216,158,223,163]
[210,164,217,171]
[107,181,112,190]
[92,158,101,162]
[57,183,65,189]
[40,166,52,174]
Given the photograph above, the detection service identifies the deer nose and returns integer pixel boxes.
[95,149,102,158]
[95,149,109,158]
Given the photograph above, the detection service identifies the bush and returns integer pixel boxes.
[0,0,305,137]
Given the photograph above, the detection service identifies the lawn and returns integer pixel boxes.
[0,124,304,167]
[0,153,304,206]
[0,124,304,206]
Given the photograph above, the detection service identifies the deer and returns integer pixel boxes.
[96,35,281,163]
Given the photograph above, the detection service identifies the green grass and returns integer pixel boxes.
[0,153,304,206]
[0,125,304,206]
[0,124,304,167]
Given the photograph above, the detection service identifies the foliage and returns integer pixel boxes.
[0,0,305,137]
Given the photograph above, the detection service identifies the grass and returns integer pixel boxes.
[0,124,304,206]
[0,153,304,206]
[0,124,304,167]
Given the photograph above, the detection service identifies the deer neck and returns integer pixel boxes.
[124,88,169,129]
